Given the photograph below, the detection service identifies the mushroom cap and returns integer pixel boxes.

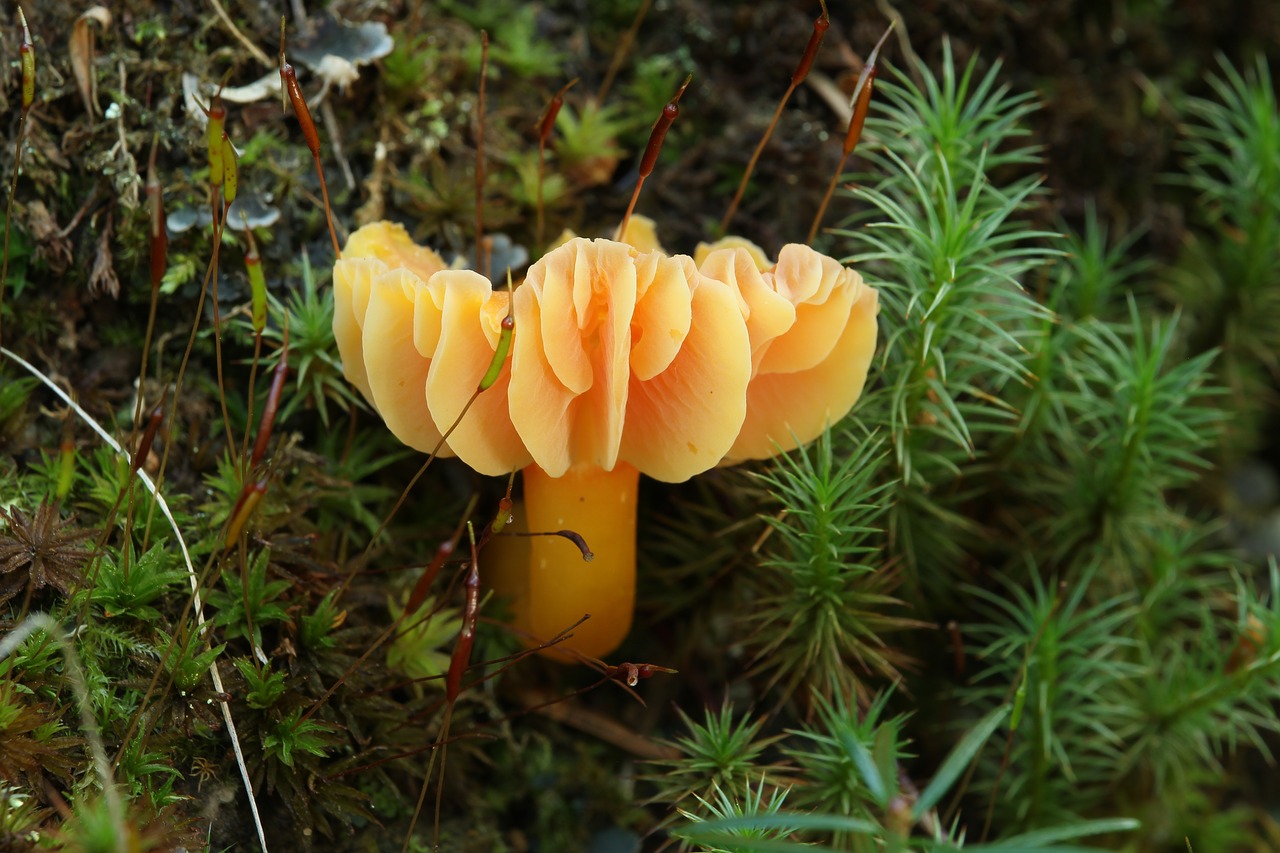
[344,219,450,282]
[696,238,880,461]
[332,221,529,474]
[332,220,878,480]
[511,237,752,481]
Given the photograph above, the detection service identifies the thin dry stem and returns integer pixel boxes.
[475,31,490,280]
[208,0,273,67]
[596,0,653,104]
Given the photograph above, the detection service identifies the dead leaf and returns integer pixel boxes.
[26,201,73,274]
[27,115,72,170]
[88,211,119,300]
[70,6,112,124]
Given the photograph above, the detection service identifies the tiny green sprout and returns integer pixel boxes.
[299,590,345,652]
[387,594,461,686]
[479,272,515,392]
[209,549,291,654]
[260,249,365,429]
[85,542,185,621]
[552,99,631,186]
[234,658,287,709]
[672,776,797,851]
[161,639,225,695]
[650,700,785,807]
[264,708,332,768]
[783,690,908,842]
[243,224,267,334]
[116,739,183,802]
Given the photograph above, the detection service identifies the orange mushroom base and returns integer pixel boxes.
[489,463,639,661]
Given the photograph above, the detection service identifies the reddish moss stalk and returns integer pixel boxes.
[250,324,289,470]
[535,78,577,250]
[279,19,341,260]
[128,137,166,491]
[806,23,893,244]
[130,404,164,477]
[721,0,830,234]
[616,74,692,241]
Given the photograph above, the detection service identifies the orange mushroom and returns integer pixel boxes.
[332,218,879,659]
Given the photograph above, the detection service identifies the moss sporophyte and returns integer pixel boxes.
[331,217,879,658]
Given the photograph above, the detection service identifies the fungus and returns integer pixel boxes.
[288,12,394,98]
[332,218,878,658]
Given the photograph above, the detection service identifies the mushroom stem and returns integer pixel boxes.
[519,462,639,659]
